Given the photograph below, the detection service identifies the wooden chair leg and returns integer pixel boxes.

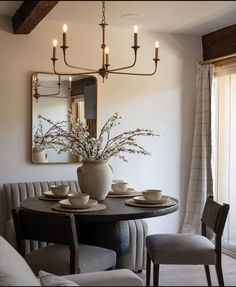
[146,252,151,287]
[204,265,212,286]
[153,264,159,287]
[70,249,78,274]
[215,262,224,286]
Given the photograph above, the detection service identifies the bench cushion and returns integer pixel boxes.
[26,243,116,275]
[39,271,79,286]
[63,269,144,286]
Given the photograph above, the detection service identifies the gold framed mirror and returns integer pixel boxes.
[31,72,97,164]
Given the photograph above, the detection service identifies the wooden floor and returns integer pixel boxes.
[137,254,236,286]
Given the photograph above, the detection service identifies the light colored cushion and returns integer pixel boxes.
[26,243,116,275]
[0,236,40,286]
[63,269,144,286]
[39,270,79,286]
[146,233,216,265]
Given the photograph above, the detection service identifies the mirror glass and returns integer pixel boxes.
[31,72,97,163]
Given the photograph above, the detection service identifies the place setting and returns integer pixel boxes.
[51,192,107,213]
[107,181,142,198]
[38,184,70,201]
[125,189,177,208]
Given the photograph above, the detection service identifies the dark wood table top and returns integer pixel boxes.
[20,196,179,222]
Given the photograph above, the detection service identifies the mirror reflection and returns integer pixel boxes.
[32,72,97,164]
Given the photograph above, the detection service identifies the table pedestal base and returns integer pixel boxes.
[78,221,130,268]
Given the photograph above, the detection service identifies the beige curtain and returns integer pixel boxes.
[182,64,214,234]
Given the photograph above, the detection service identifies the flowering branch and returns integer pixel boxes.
[36,111,159,162]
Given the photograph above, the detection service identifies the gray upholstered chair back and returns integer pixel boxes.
[3,180,147,272]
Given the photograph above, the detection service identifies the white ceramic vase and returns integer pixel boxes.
[77,160,113,200]
[32,148,48,163]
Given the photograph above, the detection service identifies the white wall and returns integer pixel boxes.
[0,16,201,236]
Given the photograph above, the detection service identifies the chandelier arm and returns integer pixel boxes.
[109,70,157,76]
[33,89,61,101]
[34,88,60,97]
[52,60,99,76]
[36,95,69,98]
[108,61,136,72]
[109,60,159,76]
[109,46,140,72]
[34,75,61,97]
[62,49,98,72]
[38,85,59,89]
[35,91,60,97]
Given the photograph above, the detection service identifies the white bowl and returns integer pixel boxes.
[50,185,69,195]
[142,189,162,201]
[112,179,124,183]
[111,182,128,192]
[68,193,90,206]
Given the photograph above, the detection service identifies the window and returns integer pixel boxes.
[213,64,236,257]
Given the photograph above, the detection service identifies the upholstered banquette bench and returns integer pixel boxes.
[3,180,147,272]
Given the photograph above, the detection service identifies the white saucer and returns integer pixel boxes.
[59,199,98,209]
[109,188,135,195]
[133,195,170,205]
[43,191,68,199]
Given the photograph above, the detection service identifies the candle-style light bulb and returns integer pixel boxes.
[53,39,58,47]
[155,41,159,59]
[69,76,72,90]
[53,39,57,58]
[105,47,109,65]
[63,24,68,33]
[62,24,67,46]
[134,25,138,46]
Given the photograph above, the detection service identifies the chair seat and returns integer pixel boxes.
[146,234,216,265]
[26,243,116,275]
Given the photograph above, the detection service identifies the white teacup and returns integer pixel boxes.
[142,189,162,201]
[68,193,90,206]
[111,182,128,192]
[51,185,69,195]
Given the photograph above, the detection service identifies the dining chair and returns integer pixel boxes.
[12,207,116,276]
[4,180,147,272]
[145,195,230,286]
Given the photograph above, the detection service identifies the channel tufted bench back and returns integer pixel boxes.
[3,180,147,272]
[4,181,80,255]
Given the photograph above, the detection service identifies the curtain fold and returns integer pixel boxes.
[182,64,214,234]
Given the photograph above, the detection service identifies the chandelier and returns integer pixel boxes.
[33,74,72,102]
[51,0,160,81]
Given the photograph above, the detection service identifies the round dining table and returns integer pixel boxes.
[21,196,179,269]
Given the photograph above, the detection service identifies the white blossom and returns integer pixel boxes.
[37,112,159,162]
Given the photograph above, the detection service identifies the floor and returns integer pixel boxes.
[137,254,236,286]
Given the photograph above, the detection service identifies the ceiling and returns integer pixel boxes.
[1,1,236,35]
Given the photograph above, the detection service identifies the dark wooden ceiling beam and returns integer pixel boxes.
[12,1,59,34]
[202,24,236,61]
